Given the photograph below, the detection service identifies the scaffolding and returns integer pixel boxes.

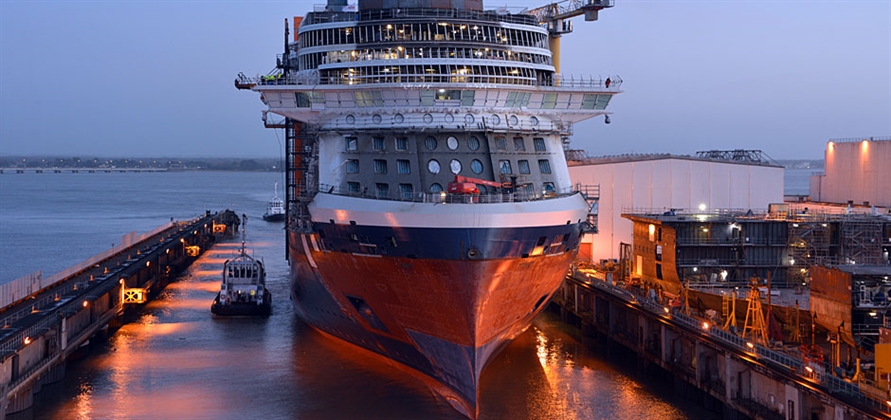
[840,216,884,265]
[742,283,769,345]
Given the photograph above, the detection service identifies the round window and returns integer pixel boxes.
[467,136,480,151]
[394,114,404,123]
[372,114,382,124]
[449,159,462,174]
[346,115,356,124]
[427,159,441,174]
[464,114,475,124]
[444,114,455,123]
[447,136,459,150]
[423,114,433,123]
[508,115,519,125]
[490,114,501,125]
[425,136,438,151]
[471,159,483,174]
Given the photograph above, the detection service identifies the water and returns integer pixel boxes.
[2,171,717,419]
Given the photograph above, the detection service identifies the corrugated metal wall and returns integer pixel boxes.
[570,158,784,261]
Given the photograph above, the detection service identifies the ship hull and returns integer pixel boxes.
[286,193,588,418]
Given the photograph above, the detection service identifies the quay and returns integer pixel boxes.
[551,268,891,420]
[0,210,240,419]
[0,168,168,174]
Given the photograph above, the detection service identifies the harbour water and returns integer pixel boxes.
[0,169,810,419]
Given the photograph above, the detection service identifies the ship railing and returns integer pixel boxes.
[583,275,891,414]
[249,73,620,90]
[304,7,539,26]
[317,183,579,204]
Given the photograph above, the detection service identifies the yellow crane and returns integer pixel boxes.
[525,0,615,73]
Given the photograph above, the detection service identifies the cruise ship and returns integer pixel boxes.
[237,0,619,417]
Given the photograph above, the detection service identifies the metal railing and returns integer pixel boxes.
[573,273,891,415]
[317,182,581,204]
[252,72,621,90]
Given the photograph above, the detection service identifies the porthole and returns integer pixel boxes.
[346,115,356,124]
[424,136,438,151]
[464,114,475,124]
[508,115,519,126]
[423,113,433,124]
[394,114,404,123]
[444,114,455,123]
[430,183,443,193]
[449,159,462,174]
[471,159,483,174]
[372,114,382,124]
[447,136,459,150]
[427,159,441,174]
[530,116,539,126]
[467,136,480,151]
[490,114,501,125]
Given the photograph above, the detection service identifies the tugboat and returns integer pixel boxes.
[211,215,272,316]
[262,181,285,222]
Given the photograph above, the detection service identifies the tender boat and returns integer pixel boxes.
[262,181,285,222]
[211,216,272,316]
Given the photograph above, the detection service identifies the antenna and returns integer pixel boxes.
[283,19,290,76]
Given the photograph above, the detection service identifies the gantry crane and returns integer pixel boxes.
[525,0,615,73]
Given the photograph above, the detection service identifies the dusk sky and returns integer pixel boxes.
[1,0,889,160]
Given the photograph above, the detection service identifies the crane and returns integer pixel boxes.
[524,0,615,74]
[448,175,510,194]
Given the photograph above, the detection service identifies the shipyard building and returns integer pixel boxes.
[810,137,891,207]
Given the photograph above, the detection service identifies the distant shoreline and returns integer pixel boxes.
[0,156,283,172]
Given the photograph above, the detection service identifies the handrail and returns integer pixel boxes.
[316,182,582,204]
[250,73,622,90]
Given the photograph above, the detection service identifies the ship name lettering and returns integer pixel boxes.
[401,83,432,90]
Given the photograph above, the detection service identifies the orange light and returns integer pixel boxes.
[702,322,709,330]
[746,342,754,349]
[805,366,814,373]
[24,337,31,345]
[83,300,89,308]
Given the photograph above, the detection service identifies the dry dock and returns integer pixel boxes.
[551,270,891,420]
[0,210,240,419]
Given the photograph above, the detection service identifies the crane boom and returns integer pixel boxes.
[525,0,615,73]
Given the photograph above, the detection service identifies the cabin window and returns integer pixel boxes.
[513,137,525,151]
[467,136,480,151]
[373,136,385,151]
[447,136,459,150]
[424,136,438,151]
[495,137,507,151]
[538,159,551,174]
[518,159,530,174]
[471,159,484,174]
[345,137,358,151]
[533,138,546,151]
[398,183,413,198]
[375,183,389,198]
[395,137,409,151]
[656,263,663,280]
[373,159,388,174]
[427,159,441,174]
[499,160,512,174]
[397,159,411,174]
[449,159,462,174]
[347,182,360,193]
[346,159,359,174]
[543,182,555,195]
[430,183,443,193]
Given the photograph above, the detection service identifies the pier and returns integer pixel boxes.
[0,210,240,419]
[551,270,891,420]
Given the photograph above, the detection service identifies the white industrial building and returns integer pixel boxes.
[568,151,785,262]
[810,136,891,207]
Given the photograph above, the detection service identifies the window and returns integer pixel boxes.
[447,136,459,150]
[543,182,556,196]
[471,159,484,174]
[430,183,443,193]
[396,137,409,151]
[450,159,462,174]
[346,159,359,174]
[533,138,546,151]
[513,137,525,151]
[373,136,385,151]
[467,136,480,151]
[345,137,358,151]
[424,136,437,151]
[397,159,411,174]
[373,159,388,174]
[518,159,530,174]
[375,183,389,198]
[495,136,507,151]
[499,160,512,174]
[347,182,360,193]
[428,159,440,174]
[398,183,413,198]
[538,159,551,174]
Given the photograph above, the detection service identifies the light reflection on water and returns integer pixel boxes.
[33,231,712,420]
[20,174,712,420]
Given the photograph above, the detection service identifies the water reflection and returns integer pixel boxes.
[35,225,709,420]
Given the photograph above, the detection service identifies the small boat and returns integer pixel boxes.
[262,181,285,222]
[211,216,272,316]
